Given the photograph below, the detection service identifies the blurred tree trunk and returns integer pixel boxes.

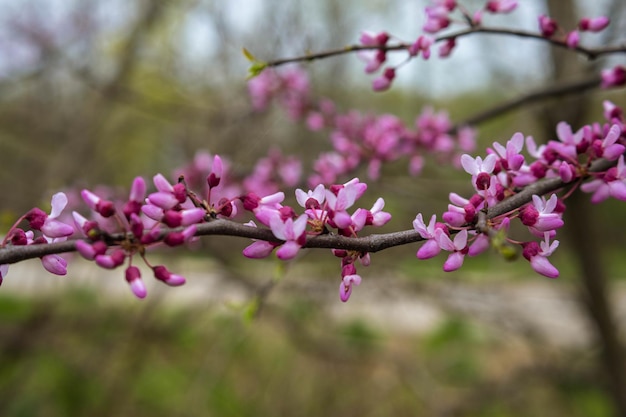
[540,0,626,415]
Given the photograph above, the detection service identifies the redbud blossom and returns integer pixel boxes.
[434,228,468,272]
[125,266,147,299]
[601,66,626,89]
[566,31,580,48]
[485,0,518,13]
[340,274,362,302]
[270,215,308,260]
[578,16,610,32]
[372,68,395,92]
[538,15,558,37]
[40,254,67,275]
[81,189,116,218]
[523,233,559,278]
[153,265,186,287]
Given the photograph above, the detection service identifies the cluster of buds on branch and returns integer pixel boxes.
[1,0,626,303]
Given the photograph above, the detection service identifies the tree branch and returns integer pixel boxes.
[263,25,626,68]
[0,158,615,266]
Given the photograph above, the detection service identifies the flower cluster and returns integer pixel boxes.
[359,1,519,91]
[413,100,626,278]
[240,178,391,302]
[247,68,476,186]
[0,192,75,285]
[69,155,236,299]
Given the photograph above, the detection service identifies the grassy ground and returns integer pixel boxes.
[0,267,616,417]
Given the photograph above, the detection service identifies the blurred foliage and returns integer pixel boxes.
[0,291,614,417]
[1,1,626,416]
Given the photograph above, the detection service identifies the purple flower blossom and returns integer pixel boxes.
[153,265,186,287]
[601,66,626,89]
[434,228,468,272]
[578,16,610,32]
[413,214,444,259]
[41,254,68,276]
[339,273,362,302]
[461,153,497,190]
[538,15,558,37]
[485,0,517,13]
[523,233,560,278]
[520,194,564,235]
[492,132,525,171]
[126,266,147,299]
[581,155,626,203]
[270,214,308,260]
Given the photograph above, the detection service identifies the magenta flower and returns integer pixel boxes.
[339,274,362,302]
[413,214,443,259]
[270,214,308,260]
[153,265,186,287]
[423,5,451,33]
[359,31,389,46]
[485,0,517,13]
[372,68,395,92]
[409,35,434,58]
[39,192,74,239]
[434,228,468,272]
[578,16,610,32]
[126,266,147,299]
[601,66,626,89]
[595,124,625,160]
[538,15,558,37]
[295,184,326,209]
[461,153,497,190]
[581,155,626,203]
[566,30,580,48]
[523,233,560,278]
[492,132,525,171]
[520,194,564,235]
[242,221,278,259]
[41,254,68,276]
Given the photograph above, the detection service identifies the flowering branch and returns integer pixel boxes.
[0,155,616,265]
[262,25,625,69]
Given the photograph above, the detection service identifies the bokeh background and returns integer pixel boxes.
[1,0,626,416]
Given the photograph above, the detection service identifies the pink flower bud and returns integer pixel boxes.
[579,16,609,32]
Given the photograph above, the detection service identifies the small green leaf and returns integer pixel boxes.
[242,47,256,62]
[247,61,267,79]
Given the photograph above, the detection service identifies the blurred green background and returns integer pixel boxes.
[1,0,626,416]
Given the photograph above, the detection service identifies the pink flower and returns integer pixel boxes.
[538,15,558,37]
[566,30,580,48]
[126,266,147,299]
[153,265,186,287]
[339,274,362,302]
[434,228,468,272]
[359,31,389,46]
[242,221,278,259]
[492,132,525,171]
[520,194,564,235]
[41,254,68,276]
[413,214,444,259]
[423,4,453,33]
[372,67,396,92]
[601,66,626,89]
[523,233,559,278]
[581,155,626,203]
[409,35,434,58]
[40,192,75,238]
[461,153,497,191]
[270,214,308,260]
[485,0,517,13]
[578,16,610,32]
